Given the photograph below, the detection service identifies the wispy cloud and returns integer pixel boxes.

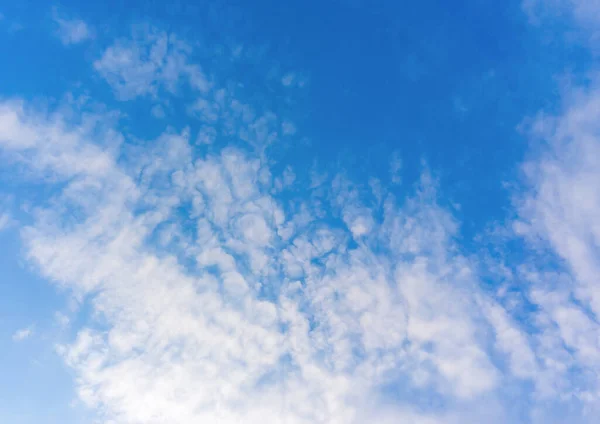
[0,11,24,34]
[94,25,209,100]
[52,8,92,45]
[12,325,34,342]
[523,0,600,24]
[0,68,517,420]
[2,2,600,421]
[511,77,600,407]
[523,0,600,48]
[0,89,543,422]
[0,211,12,231]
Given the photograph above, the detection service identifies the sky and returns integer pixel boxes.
[0,0,599,423]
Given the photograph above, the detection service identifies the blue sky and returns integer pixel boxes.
[1,1,600,423]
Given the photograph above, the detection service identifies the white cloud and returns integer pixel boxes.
[52,8,93,45]
[12,325,34,341]
[274,166,296,192]
[0,99,118,179]
[516,81,600,307]
[3,10,600,422]
[0,95,526,423]
[505,1,600,411]
[512,77,600,406]
[281,72,307,88]
[0,211,12,231]
[94,26,210,100]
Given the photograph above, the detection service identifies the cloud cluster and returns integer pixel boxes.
[2,5,600,423]
[94,25,209,101]
[1,93,509,422]
[512,78,600,408]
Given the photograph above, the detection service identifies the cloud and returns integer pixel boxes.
[52,8,93,45]
[2,6,600,422]
[12,325,34,342]
[523,0,600,24]
[0,203,13,231]
[0,212,10,230]
[522,0,600,47]
[0,91,529,422]
[0,99,119,179]
[281,119,297,136]
[0,194,14,231]
[281,72,295,86]
[54,312,70,328]
[94,25,210,100]
[510,77,600,407]
[514,4,600,412]
[281,72,307,88]
[150,104,166,119]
